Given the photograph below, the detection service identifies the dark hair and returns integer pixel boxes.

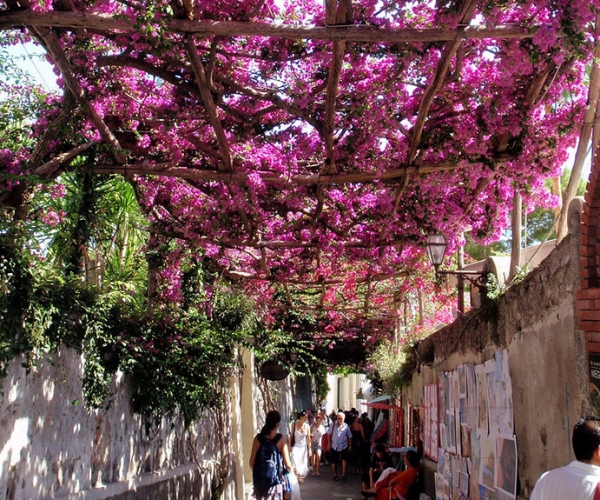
[374,443,386,453]
[260,410,281,437]
[405,450,421,468]
[572,417,600,461]
[297,410,306,419]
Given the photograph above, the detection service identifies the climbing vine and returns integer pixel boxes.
[0,226,259,423]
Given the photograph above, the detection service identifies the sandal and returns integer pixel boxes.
[342,475,347,482]
[334,476,339,481]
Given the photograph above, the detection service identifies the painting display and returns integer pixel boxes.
[435,350,517,500]
[392,402,404,447]
[589,350,600,415]
[424,383,439,460]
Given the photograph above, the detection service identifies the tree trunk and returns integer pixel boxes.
[557,14,600,242]
[510,190,522,281]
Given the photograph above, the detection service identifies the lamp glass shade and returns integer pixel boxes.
[427,234,447,267]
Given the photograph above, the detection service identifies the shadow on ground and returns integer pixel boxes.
[298,462,365,500]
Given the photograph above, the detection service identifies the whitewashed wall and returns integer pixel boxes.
[0,347,236,500]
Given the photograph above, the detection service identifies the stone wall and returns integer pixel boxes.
[0,347,237,500]
[403,228,589,500]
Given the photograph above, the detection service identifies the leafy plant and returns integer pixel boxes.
[484,265,530,301]
[0,231,261,423]
[366,338,416,395]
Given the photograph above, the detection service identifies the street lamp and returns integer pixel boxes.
[426,233,485,313]
[426,233,447,276]
[426,233,484,284]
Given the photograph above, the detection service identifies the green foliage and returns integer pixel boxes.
[250,325,322,378]
[484,265,530,301]
[466,169,587,259]
[0,46,54,151]
[29,172,149,304]
[313,365,330,405]
[0,233,258,423]
[366,338,416,395]
[117,311,244,423]
[0,228,35,370]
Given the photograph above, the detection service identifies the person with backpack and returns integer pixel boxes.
[250,410,294,500]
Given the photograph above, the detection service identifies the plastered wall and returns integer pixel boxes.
[0,347,238,500]
[404,229,589,499]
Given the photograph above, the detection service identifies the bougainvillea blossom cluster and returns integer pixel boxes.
[0,0,597,342]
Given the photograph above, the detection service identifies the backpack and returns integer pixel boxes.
[253,433,283,496]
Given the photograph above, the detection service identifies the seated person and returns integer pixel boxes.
[362,450,420,500]
[362,443,393,489]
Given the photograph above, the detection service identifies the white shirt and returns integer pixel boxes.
[311,423,325,445]
[530,461,600,500]
[329,422,352,451]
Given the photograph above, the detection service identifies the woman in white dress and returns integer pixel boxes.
[290,411,311,483]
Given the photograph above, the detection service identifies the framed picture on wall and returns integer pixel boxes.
[392,402,404,447]
[588,343,600,416]
[495,435,517,498]
[478,434,496,490]
[424,383,439,460]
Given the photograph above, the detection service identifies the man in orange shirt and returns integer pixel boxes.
[362,450,420,500]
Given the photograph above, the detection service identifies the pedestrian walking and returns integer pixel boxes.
[328,411,353,482]
[249,410,294,500]
[349,412,365,475]
[530,416,600,500]
[319,407,332,465]
[310,414,326,476]
[290,411,311,483]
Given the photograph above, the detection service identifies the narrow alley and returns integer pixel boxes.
[294,465,364,500]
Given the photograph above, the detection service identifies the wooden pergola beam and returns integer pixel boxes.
[314,0,353,223]
[407,0,478,163]
[192,235,410,250]
[0,11,551,43]
[91,156,512,184]
[225,270,408,285]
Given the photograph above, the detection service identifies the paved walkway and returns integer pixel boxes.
[297,463,365,500]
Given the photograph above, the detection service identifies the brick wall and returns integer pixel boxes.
[578,143,600,343]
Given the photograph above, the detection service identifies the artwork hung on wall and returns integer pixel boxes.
[435,350,517,500]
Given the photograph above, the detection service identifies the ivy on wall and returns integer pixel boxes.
[0,230,254,423]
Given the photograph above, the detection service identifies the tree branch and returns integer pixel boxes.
[407,0,478,164]
[185,36,232,170]
[31,26,126,164]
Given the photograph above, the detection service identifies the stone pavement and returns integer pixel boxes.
[297,463,365,500]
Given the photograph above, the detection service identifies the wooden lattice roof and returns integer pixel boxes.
[1,0,598,339]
